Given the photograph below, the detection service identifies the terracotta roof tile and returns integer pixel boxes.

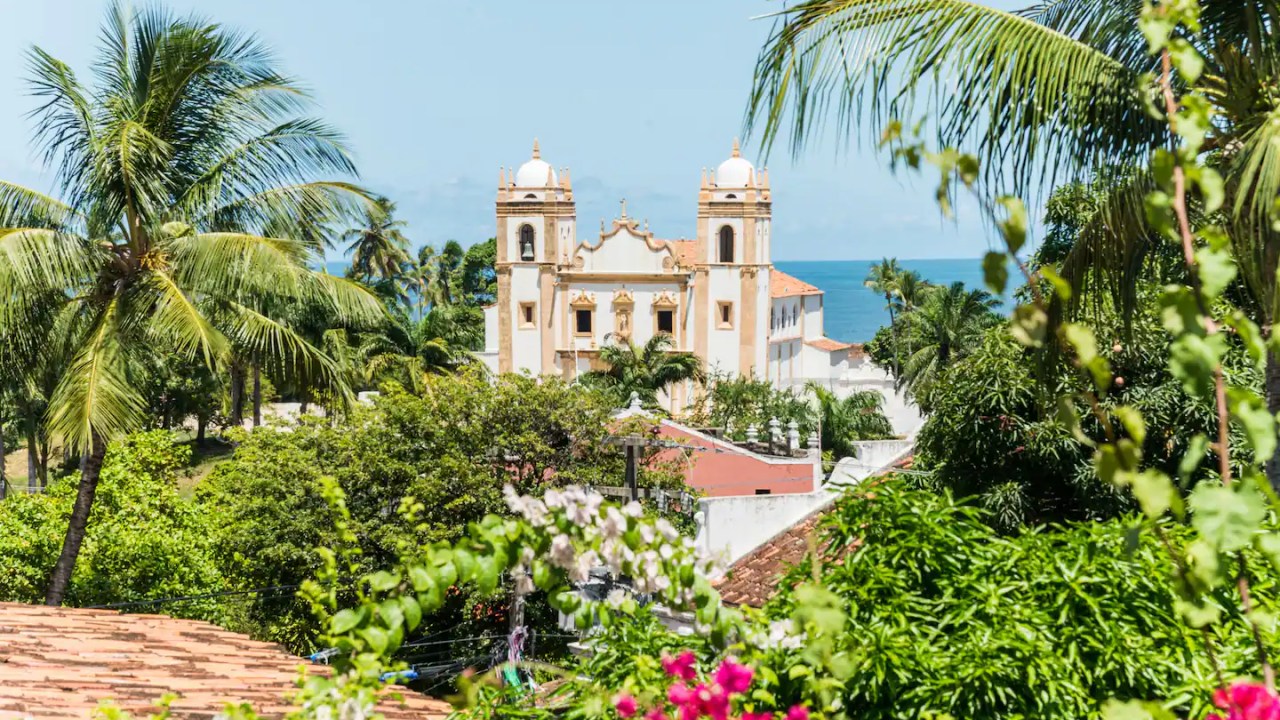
[804,338,853,353]
[716,505,835,608]
[770,270,823,299]
[0,602,451,720]
[664,240,698,268]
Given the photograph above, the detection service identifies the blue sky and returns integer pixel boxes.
[0,0,1026,261]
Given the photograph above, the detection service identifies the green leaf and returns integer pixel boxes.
[378,599,404,631]
[1256,534,1280,573]
[1189,483,1266,552]
[360,625,389,655]
[1178,434,1210,485]
[996,196,1028,254]
[1225,310,1266,368]
[1193,243,1235,301]
[1010,305,1048,348]
[368,570,399,592]
[1174,599,1222,629]
[1131,470,1177,518]
[1227,386,1278,463]
[400,595,422,631]
[982,252,1008,295]
[1039,265,1072,302]
[331,608,363,635]
[1113,406,1146,445]
[1167,38,1204,83]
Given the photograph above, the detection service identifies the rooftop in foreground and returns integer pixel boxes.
[0,602,451,720]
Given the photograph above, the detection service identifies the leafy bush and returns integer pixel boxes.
[764,477,1263,720]
[0,431,224,613]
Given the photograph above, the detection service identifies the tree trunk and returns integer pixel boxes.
[1266,350,1280,492]
[196,414,208,445]
[26,418,38,494]
[37,439,49,489]
[230,362,246,427]
[45,436,107,605]
[0,410,7,500]
[252,362,262,428]
[886,296,900,380]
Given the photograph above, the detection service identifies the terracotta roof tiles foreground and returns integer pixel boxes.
[0,602,451,720]
[716,505,835,608]
[804,338,854,353]
[769,270,823,299]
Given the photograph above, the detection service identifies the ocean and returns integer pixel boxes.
[776,258,1004,343]
[326,257,1000,344]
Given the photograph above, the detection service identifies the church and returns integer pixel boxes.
[479,140,857,410]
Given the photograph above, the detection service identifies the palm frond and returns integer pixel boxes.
[138,269,229,365]
[0,181,79,230]
[45,299,148,452]
[747,0,1160,195]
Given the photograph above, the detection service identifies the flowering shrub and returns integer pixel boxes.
[1208,683,1280,720]
[610,651,809,720]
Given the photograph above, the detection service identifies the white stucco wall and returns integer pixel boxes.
[705,266,742,374]
[697,438,914,567]
[803,295,824,341]
[574,225,672,274]
[510,265,543,375]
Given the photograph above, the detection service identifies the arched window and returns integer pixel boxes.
[718,226,735,263]
[519,224,535,261]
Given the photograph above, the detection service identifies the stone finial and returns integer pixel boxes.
[807,431,820,450]
[701,167,708,189]
[546,165,554,186]
[732,137,741,158]
[532,138,541,159]
[620,198,627,218]
[562,166,572,189]
[768,416,781,440]
[746,424,759,444]
[499,166,505,186]
[628,391,642,412]
[787,419,800,451]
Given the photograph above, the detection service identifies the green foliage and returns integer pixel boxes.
[688,372,815,440]
[195,370,682,650]
[0,431,223,611]
[806,382,894,457]
[765,478,1238,720]
[581,334,705,409]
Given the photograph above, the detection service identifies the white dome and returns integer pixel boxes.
[715,139,755,187]
[514,139,557,187]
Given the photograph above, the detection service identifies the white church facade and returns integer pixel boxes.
[479,141,858,409]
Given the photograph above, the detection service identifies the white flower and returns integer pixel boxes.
[544,488,565,509]
[570,549,599,582]
[622,501,643,518]
[600,506,627,540]
[314,706,334,720]
[338,698,370,720]
[565,488,603,527]
[513,568,535,596]
[655,518,679,542]
[549,534,575,569]
[659,543,674,560]
[767,619,806,650]
[639,523,656,545]
[606,588,628,607]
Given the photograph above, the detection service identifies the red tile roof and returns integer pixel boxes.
[0,602,451,720]
[664,239,698,268]
[716,504,837,607]
[804,338,854,353]
[770,270,823,298]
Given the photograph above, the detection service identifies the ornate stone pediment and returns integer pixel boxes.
[653,291,679,308]
[612,289,635,306]
[569,290,597,308]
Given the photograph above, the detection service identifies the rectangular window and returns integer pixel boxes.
[755,489,772,495]
[575,309,593,336]
[656,309,675,335]
[717,301,734,330]
[519,302,536,329]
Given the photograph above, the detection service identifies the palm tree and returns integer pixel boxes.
[343,196,410,286]
[0,3,383,604]
[894,269,929,362]
[806,382,893,458]
[900,282,1000,407]
[582,334,706,409]
[748,1,1280,480]
[361,304,485,392]
[865,258,902,376]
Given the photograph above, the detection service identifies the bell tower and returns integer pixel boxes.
[495,140,577,374]
[693,139,772,379]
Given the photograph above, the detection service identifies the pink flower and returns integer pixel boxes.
[1210,682,1280,720]
[663,650,699,681]
[694,683,730,720]
[645,708,668,720]
[713,658,754,695]
[743,713,774,720]
[668,683,695,706]
[785,706,810,720]
[615,694,638,718]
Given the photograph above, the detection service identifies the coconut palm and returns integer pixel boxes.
[806,382,894,458]
[900,282,1001,407]
[865,258,902,375]
[894,269,929,362]
[0,3,383,604]
[582,334,706,409]
[343,196,410,286]
[361,304,485,392]
[748,1,1280,480]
